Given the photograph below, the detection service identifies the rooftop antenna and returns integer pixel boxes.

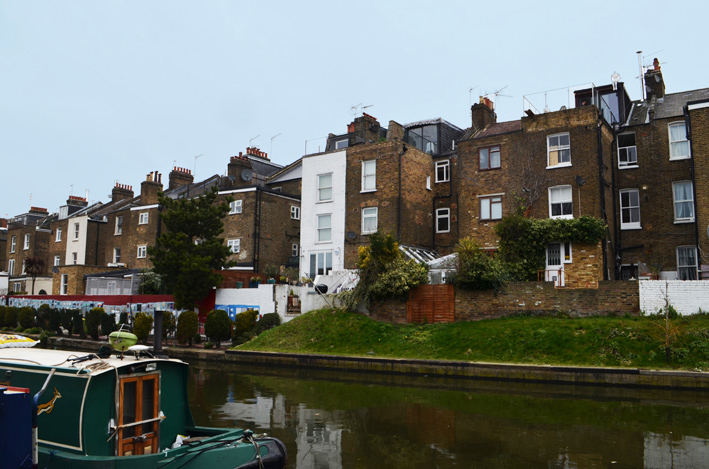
[249,135,260,149]
[469,85,479,107]
[270,133,282,157]
[484,86,511,111]
[193,154,203,176]
[69,184,74,196]
[350,103,372,117]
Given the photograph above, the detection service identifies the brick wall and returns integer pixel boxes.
[688,105,709,269]
[368,281,640,323]
[639,280,709,315]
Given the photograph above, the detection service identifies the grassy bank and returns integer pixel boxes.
[236,309,709,371]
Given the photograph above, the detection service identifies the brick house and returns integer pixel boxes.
[614,62,709,280]
[455,92,617,287]
[4,207,53,293]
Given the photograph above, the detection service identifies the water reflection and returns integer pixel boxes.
[187,362,709,468]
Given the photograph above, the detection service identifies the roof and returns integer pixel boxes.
[0,346,185,376]
[472,120,522,139]
[399,245,440,263]
[403,117,463,132]
[626,88,709,125]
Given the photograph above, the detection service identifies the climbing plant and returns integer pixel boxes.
[494,213,606,281]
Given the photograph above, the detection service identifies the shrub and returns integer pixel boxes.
[26,327,41,334]
[61,310,74,335]
[38,289,47,295]
[86,308,104,340]
[119,312,129,326]
[234,309,259,338]
[204,310,232,348]
[72,310,85,338]
[4,307,18,329]
[162,311,177,344]
[101,313,116,337]
[133,312,153,344]
[447,237,509,291]
[193,333,202,344]
[39,330,53,347]
[36,304,52,330]
[48,308,62,335]
[176,311,199,346]
[0,306,5,328]
[255,312,281,333]
[203,341,214,349]
[18,307,35,330]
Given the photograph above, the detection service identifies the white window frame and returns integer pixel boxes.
[436,208,450,233]
[361,160,376,192]
[292,243,299,257]
[56,228,62,242]
[54,255,61,266]
[8,259,15,276]
[115,216,123,235]
[677,246,698,280]
[291,206,300,220]
[229,200,242,214]
[74,223,80,240]
[309,251,333,278]
[317,173,333,202]
[335,139,348,150]
[10,235,16,253]
[547,133,571,168]
[137,245,147,259]
[61,274,68,295]
[619,189,641,230]
[227,239,240,254]
[113,247,121,263]
[479,195,503,220]
[549,185,573,219]
[435,160,450,183]
[618,132,638,168]
[72,252,78,265]
[317,214,332,242]
[426,175,431,190]
[669,122,690,160]
[361,207,378,234]
[23,233,30,250]
[672,181,695,223]
[21,261,25,275]
[138,212,149,224]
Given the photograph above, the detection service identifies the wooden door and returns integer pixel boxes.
[118,374,159,456]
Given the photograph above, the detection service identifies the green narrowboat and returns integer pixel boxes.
[0,346,287,468]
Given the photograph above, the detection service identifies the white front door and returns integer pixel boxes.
[546,242,564,286]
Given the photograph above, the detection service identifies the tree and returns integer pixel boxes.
[148,187,234,311]
[24,256,46,295]
[133,312,153,344]
[176,311,199,346]
[204,309,232,348]
[85,308,104,340]
[447,237,509,290]
[162,311,177,345]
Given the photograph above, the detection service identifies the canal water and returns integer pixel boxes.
[187,361,709,468]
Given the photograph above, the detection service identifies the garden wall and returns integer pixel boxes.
[639,280,709,315]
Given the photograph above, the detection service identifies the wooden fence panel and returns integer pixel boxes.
[407,284,455,323]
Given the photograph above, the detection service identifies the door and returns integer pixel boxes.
[546,243,564,286]
[118,373,159,456]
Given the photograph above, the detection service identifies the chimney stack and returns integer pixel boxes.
[112,183,134,202]
[140,171,163,205]
[471,97,497,133]
[168,166,194,190]
[644,58,665,100]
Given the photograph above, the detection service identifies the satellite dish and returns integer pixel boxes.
[346,231,356,239]
[241,169,253,182]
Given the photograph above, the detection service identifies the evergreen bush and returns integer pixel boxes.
[4,307,19,329]
[234,309,259,338]
[133,312,153,344]
[86,308,104,340]
[204,309,232,348]
[101,313,116,337]
[18,307,35,330]
[72,310,85,338]
[255,312,281,333]
[176,311,199,346]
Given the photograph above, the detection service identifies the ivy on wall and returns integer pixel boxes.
[494,214,607,281]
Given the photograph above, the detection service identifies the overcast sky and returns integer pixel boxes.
[1,1,706,218]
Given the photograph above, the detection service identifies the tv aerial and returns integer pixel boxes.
[351,103,372,117]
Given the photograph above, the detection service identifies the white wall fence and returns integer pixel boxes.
[639,280,709,315]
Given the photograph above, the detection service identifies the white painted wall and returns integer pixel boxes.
[639,280,709,315]
[300,149,346,280]
[65,216,89,265]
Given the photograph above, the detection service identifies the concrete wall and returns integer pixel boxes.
[639,280,709,315]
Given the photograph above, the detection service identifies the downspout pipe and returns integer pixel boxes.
[610,128,619,279]
[597,117,609,280]
[684,106,701,272]
[432,160,452,250]
[397,144,407,242]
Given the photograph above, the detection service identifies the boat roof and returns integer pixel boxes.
[0,347,185,376]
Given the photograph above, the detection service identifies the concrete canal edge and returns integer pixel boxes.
[47,336,709,390]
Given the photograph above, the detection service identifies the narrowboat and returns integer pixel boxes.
[0,343,287,468]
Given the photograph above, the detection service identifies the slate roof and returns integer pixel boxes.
[626,88,709,126]
[460,120,522,141]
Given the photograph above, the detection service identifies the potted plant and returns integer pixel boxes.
[288,289,300,308]
[264,264,279,284]
[235,280,243,289]
[250,276,262,288]
[279,276,288,284]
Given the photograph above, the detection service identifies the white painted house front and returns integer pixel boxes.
[300,149,346,280]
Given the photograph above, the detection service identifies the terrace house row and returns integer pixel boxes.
[2,148,301,295]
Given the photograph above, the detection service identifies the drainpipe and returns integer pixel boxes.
[432,168,452,250]
[397,144,407,242]
[684,106,701,273]
[597,117,609,280]
[610,128,619,279]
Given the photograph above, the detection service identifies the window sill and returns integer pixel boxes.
[435,180,450,184]
[360,189,377,194]
[550,215,574,220]
[669,156,691,161]
[480,218,502,222]
[618,165,639,170]
[546,163,572,170]
[479,167,501,172]
[315,240,333,244]
[621,226,642,230]
[316,200,333,204]
[674,220,695,224]
[436,230,451,234]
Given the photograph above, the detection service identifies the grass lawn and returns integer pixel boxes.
[235,309,709,371]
